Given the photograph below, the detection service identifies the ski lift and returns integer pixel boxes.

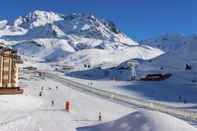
[127,61,138,80]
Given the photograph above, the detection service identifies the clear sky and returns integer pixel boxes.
[0,0,196,40]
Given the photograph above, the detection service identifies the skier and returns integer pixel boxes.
[39,91,42,96]
[178,95,182,101]
[51,100,54,106]
[183,99,187,104]
[98,112,102,121]
[185,64,192,70]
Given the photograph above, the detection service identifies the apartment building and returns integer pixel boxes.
[0,43,23,94]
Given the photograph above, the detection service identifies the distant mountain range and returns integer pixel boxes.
[140,33,197,53]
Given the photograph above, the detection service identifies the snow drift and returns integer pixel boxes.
[77,110,197,131]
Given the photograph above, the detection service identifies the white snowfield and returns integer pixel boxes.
[64,46,163,68]
[140,33,189,52]
[14,10,64,29]
[78,110,197,131]
[0,71,133,131]
[10,37,163,69]
[0,20,27,37]
[147,36,197,71]
[45,72,197,122]
[0,70,196,131]
[0,95,42,111]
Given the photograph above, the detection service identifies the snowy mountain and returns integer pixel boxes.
[64,45,162,68]
[140,33,189,52]
[0,20,27,37]
[0,10,164,69]
[0,20,8,29]
[150,35,197,70]
[134,34,197,86]
[12,39,75,62]
[14,10,64,29]
[4,10,137,45]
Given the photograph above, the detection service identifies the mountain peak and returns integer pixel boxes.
[14,10,64,28]
[0,20,8,29]
[140,33,188,52]
[31,10,52,15]
[158,33,185,40]
[1,10,138,46]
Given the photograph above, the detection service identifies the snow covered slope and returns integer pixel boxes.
[0,20,27,37]
[141,33,189,52]
[135,34,197,88]
[77,110,196,131]
[0,10,164,68]
[14,10,64,29]
[145,35,197,71]
[13,39,75,62]
[3,10,138,46]
[65,45,163,68]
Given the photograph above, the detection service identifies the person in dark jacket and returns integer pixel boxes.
[98,112,102,121]
[51,100,54,106]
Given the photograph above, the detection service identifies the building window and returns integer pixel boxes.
[3,66,10,71]
[3,75,9,80]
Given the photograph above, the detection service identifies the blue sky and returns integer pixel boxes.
[0,0,196,39]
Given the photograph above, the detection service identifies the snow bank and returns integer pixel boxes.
[77,110,197,131]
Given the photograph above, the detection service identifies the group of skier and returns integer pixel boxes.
[39,86,58,106]
[39,85,103,121]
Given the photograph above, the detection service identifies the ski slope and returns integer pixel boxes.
[0,70,133,131]
[0,68,196,131]
[45,72,197,122]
